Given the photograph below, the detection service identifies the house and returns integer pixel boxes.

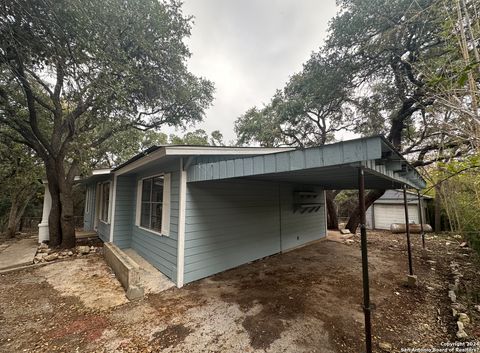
[365,189,432,230]
[38,136,426,288]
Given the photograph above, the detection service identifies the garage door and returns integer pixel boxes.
[374,204,419,230]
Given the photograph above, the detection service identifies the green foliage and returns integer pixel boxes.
[235,53,354,147]
[0,135,43,232]
[170,129,225,146]
[429,155,480,235]
[0,0,214,171]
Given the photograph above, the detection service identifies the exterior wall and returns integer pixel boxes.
[280,185,326,250]
[83,183,96,231]
[183,179,326,284]
[97,220,110,242]
[112,176,136,249]
[366,190,429,230]
[129,161,180,282]
[373,204,419,230]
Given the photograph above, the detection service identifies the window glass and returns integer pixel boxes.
[139,176,164,232]
[140,202,151,228]
[101,182,110,222]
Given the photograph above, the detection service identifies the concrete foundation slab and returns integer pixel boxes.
[0,238,37,271]
[124,248,175,294]
[104,243,141,292]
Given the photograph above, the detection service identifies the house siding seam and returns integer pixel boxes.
[130,168,180,282]
[183,179,326,284]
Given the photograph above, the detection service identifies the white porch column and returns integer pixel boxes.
[38,181,51,243]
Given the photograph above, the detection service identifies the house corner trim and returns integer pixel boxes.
[176,160,187,288]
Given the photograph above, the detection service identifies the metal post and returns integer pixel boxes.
[359,167,372,353]
[403,185,414,275]
[417,190,425,249]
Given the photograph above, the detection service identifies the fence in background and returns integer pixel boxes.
[19,216,84,233]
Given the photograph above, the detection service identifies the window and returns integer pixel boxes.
[136,174,170,235]
[99,182,110,222]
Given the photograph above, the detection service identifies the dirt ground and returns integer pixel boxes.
[0,231,479,353]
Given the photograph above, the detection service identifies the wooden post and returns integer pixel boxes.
[403,185,414,276]
[359,167,372,353]
[417,190,425,249]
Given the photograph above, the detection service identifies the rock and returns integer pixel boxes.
[475,305,480,313]
[452,308,458,317]
[126,285,144,301]
[448,290,457,303]
[340,229,351,235]
[67,251,73,256]
[456,321,468,339]
[44,253,59,262]
[452,302,466,311]
[76,246,90,255]
[37,247,49,254]
[446,241,451,246]
[453,234,462,239]
[449,282,459,292]
[458,313,470,325]
[344,239,355,245]
[459,242,468,247]
[379,342,393,352]
[406,274,417,287]
[38,243,48,249]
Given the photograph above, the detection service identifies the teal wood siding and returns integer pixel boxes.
[112,176,136,249]
[83,183,96,231]
[97,220,110,242]
[130,163,180,282]
[280,185,326,250]
[183,179,326,284]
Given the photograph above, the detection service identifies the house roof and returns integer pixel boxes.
[83,135,426,190]
[186,136,426,190]
[112,145,294,175]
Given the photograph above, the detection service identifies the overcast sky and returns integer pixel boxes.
[177,0,339,143]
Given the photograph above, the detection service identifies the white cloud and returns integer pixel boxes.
[178,0,338,142]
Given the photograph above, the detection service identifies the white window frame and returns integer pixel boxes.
[85,187,91,214]
[98,181,111,224]
[135,173,171,236]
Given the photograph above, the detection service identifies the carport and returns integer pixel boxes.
[186,135,426,353]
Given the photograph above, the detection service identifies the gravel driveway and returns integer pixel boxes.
[0,231,477,353]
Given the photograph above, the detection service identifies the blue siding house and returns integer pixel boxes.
[81,136,425,287]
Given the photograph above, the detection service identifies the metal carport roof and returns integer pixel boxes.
[186,136,426,190]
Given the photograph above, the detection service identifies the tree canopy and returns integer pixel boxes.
[235,0,480,232]
[0,0,214,246]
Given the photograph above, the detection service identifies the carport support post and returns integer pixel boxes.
[417,190,425,249]
[358,167,372,353]
[403,185,414,276]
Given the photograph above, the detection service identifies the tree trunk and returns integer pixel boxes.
[5,196,20,238]
[5,191,32,238]
[346,189,386,233]
[326,190,339,230]
[434,183,442,232]
[59,177,76,248]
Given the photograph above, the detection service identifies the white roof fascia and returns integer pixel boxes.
[163,146,294,156]
[114,146,294,175]
[92,169,112,175]
[115,148,168,176]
